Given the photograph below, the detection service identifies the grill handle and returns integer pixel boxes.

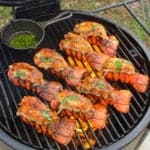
[39,11,73,29]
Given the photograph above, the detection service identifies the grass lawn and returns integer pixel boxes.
[0,0,149,48]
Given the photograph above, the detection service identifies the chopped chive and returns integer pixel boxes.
[95,83,105,89]
[62,95,79,104]
[42,111,52,121]
[115,60,122,71]
[40,56,54,63]
[67,73,72,79]
[15,71,26,79]
[81,87,88,93]
[92,25,97,31]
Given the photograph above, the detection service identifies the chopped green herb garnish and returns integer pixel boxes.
[95,83,105,89]
[62,98,68,104]
[69,95,79,100]
[115,60,122,71]
[15,71,26,79]
[92,25,97,31]
[81,87,88,93]
[67,73,72,79]
[42,111,52,121]
[62,95,79,104]
[40,56,54,63]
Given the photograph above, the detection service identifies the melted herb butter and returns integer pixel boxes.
[15,71,26,79]
[115,60,122,71]
[40,56,54,63]
[92,25,97,31]
[66,73,72,79]
[62,95,79,104]
[81,87,88,93]
[42,111,52,121]
[95,83,105,89]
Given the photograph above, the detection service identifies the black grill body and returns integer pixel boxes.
[0,11,150,150]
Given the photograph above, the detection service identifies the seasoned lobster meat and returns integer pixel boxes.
[43,88,108,130]
[74,21,107,38]
[34,49,133,113]
[17,96,75,145]
[59,32,93,60]
[66,46,149,93]
[102,58,135,73]
[77,77,132,113]
[85,51,110,71]
[54,90,108,129]
[74,21,119,56]
[8,62,44,87]
[53,89,93,113]
[85,104,107,129]
[8,63,108,129]
[36,81,63,102]
[34,48,87,87]
[101,58,149,93]
[7,62,63,100]
[7,62,92,112]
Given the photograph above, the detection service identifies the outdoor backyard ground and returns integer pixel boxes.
[0,0,149,48]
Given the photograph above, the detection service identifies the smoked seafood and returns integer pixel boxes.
[17,96,75,145]
[74,21,119,56]
[34,48,132,113]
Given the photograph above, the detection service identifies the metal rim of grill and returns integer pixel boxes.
[0,10,150,150]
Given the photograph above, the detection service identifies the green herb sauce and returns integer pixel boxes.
[9,32,38,49]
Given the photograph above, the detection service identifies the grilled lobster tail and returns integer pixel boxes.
[8,62,108,129]
[87,35,119,57]
[77,77,132,113]
[102,90,133,113]
[104,72,149,93]
[34,48,87,87]
[59,32,93,61]
[73,21,119,57]
[17,96,75,145]
[34,48,133,113]
[85,104,108,129]
[7,63,63,101]
[78,51,149,93]
[101,58,149,93]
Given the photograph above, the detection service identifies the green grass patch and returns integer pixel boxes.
[0,6,12,28]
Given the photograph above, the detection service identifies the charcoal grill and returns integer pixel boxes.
[0,1,150,150]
